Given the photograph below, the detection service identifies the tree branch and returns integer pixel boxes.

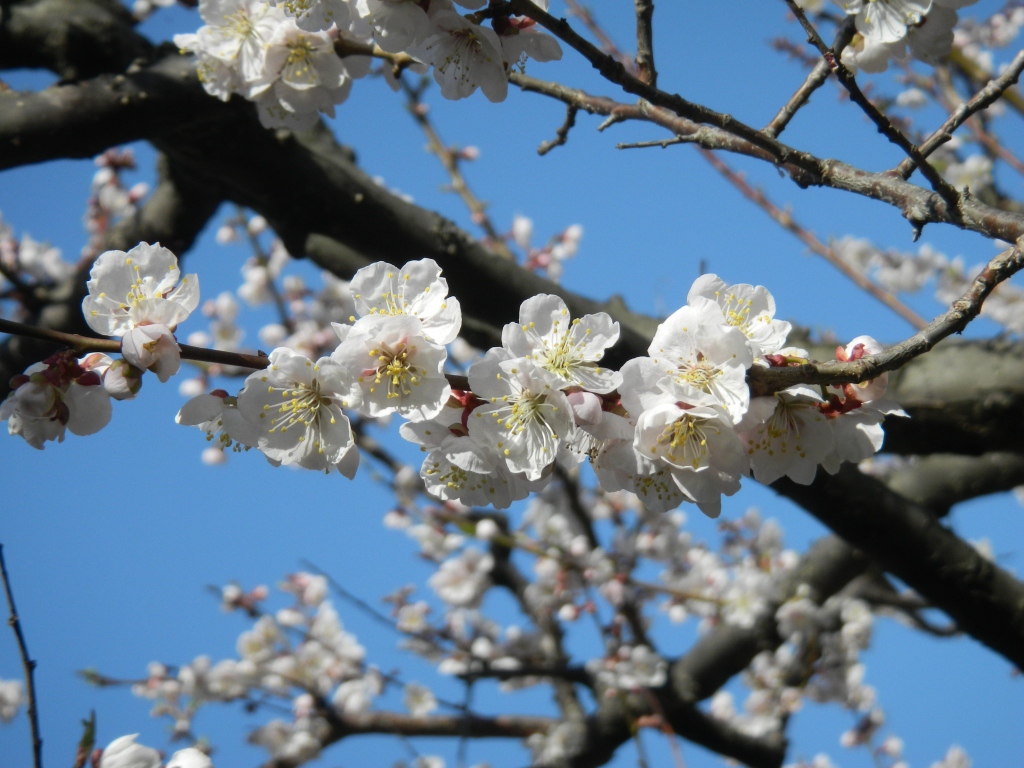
[774,464,1024,671]
[0,543,42,768]
[763,17,855,138]
[896,48,1024,178]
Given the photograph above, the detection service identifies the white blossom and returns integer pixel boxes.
[645,297,753,423]
[468,351,574,481]
[167,748,214,768]
[429,548,493,607]
[688,273,791,356]
[502,294,621,393]
[99,734,162,768]
[411,11,508,102]
[349,258,462,345]
[237,347,359,472]
[0,678,24,722]
[332,314,450,422]
[404,682,438,717]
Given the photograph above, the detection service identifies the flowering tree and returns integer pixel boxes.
[1,1,1023,768]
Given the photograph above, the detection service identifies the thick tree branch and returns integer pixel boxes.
[774,464,1024,671]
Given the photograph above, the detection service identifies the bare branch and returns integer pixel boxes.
[538,104,579,156]
[698,148,928,330]
[763,17,855,138]
[782,0,963,213]
[897,48,1024,177]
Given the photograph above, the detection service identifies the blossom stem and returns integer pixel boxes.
[0,317,471,388]
[0,543,42,768]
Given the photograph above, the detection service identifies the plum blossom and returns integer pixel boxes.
[99,734,162,768]
[633,399,746,517]
[174,0,286,100]
[688,274,791,356]
[739,386,834,485]
[412,11,508,102]
[644,297,754,423]
[493,1,563,69]
[401,403,546,509]
[349,258,462,345]
[251,22,367,129]
[237,346,359,473]
[356,0,434,53]
[429,548,493,607]
[82,242,199,380]
[178,388,262,456]
[838,0,980,73]
[468,350,575,481]
[167,748,215,768]
[271,0,351,31]
[502,294,621,393]
[1,351,112,449]
[332,315,450,422]
[404,682,438,717]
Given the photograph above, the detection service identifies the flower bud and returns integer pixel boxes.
[103,359,144,401]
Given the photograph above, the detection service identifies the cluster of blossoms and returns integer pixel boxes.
[93,734,212,768]
[83,149,149,260]
[124,573,391,764]
[3,243,902,520]
[509,215,584,283]
[835,0,980,74]
[0,213,76,315]
[176,0,562,129]
[954,4,1024,73]
[833,236,1024,334]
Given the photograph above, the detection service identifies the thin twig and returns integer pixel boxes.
[616,136,688,150]
[0,315,473,390]
[698,148,928,329]
[782,0,963,215]
[563,0,636,71]
[896,48,1024,177]
[300,559,398,632]
[748,235,1024,394]
[633,0,657,87]
[538,104,579,155]
[400,77,514,259]
[0,544,42,768]
[764,17,855,138]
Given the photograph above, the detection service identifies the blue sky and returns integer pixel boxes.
[1,2,1022,767]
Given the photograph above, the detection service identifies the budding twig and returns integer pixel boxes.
[747,236,1024,395]
[0,543,42,768]
[698,148,928,330]
[399,77,514,260]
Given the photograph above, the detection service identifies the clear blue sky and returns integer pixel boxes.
[1,2,1022,767]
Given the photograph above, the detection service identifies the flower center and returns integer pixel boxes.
[366,342,423,399]
[657,414,713,469]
